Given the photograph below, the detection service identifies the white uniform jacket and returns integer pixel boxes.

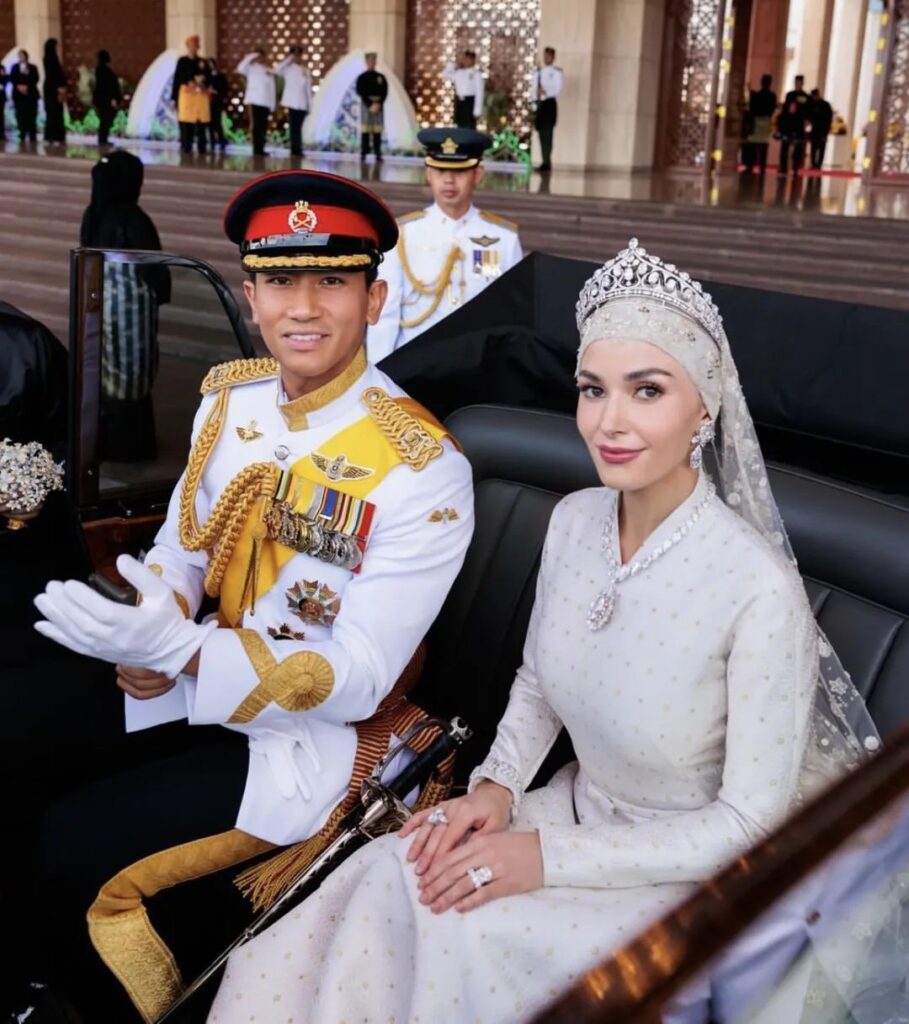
[274,56,313,112]
[531,64,563,102]
[368,202,523,361]
[442,64,485,118]
[128,353,474,845]
[237,53,276,110]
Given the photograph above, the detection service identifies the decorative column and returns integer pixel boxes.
[539,0,665,171]
[13,0,60,64]
[825,0,867,130]
[867,0,909,179]
[794,0,836,89]
[349,0,407,82]
[165,0,217,57]
[655,0,729,170]
[745,0,789,92]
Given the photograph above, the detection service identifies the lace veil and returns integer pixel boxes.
[575,239,880,796]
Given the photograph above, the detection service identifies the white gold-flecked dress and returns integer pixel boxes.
[208,471,818,1024]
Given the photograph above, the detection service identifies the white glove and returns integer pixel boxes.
[34,554,217,678]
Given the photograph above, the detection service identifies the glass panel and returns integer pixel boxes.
[663,791,909,1024]
[96,258,248,495]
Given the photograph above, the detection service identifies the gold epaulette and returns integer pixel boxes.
[397,209,426,226]
[481,210,519,232]
[361,387,444,472]
[200,357,280,395]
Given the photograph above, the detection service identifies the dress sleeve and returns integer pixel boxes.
[538,568,818,888]
[469,531,563,813]
[186,445,475,729]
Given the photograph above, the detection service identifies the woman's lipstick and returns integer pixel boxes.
[598,445,643,465]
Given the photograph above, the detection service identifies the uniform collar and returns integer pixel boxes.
[430,201,477,229]
[277,346,369,431]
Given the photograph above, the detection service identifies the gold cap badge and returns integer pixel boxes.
[441,136,458,156]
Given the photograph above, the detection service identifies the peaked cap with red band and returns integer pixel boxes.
[223,169,398,273]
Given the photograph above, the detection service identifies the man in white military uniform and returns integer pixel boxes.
[368,127,523,362]
[443,49,484,129]
[236,48,275,155]
[275,45,313,157]
[532,46,564,172]
[32,170,474,1022]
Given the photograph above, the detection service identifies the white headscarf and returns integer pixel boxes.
[577,240,880,795]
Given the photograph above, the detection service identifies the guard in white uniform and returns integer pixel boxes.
[32,170,474,1023]
[443,50,484,128]
[274,47,312,157]
[368,127,523,362]
[236,50,275,155]
[531,46,564,171]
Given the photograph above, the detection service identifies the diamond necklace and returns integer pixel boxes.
[587,482,716,631]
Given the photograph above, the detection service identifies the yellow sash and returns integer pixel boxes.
[219,409,449,626]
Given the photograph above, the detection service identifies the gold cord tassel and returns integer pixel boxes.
[240,513,268,616]
[234,774,451,912]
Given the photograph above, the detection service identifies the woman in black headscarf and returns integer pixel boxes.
[92,49,121,146]
[42,38,67,143]
[80,151,171,461]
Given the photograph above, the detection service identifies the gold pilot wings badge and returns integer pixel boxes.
[469,235,499,247]
[310,452,375,482]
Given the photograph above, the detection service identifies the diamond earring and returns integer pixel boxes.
[689,421,715,470]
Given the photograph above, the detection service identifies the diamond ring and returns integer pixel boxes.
[466,865,493,890]
[427,807,449,826]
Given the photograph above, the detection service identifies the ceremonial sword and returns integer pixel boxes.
[157,715,471,1023]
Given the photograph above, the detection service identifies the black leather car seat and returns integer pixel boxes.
[416,406,909,781]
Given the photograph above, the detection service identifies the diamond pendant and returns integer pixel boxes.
[587,584,617,631]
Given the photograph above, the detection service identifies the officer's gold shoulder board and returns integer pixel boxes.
[397,209,426,226]
[200,357,281,395]
[480,210,518,233]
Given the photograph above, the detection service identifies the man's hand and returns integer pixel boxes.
[34,554,216,677]
[116,664,176,700]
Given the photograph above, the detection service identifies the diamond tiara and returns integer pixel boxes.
[575,238,724,344]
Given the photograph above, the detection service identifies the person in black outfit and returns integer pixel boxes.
[807,87,833,170]
[744,73,777,175]
[93,50,121,146]
[80,151,171,462]
[172,36,211,154]
[10,50,39,142]
[42,38,67,144]
[778,73,809,176]
[356,52,387,161]
[208,57,228,150]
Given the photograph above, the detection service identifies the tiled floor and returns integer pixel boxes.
[4,135,909,221]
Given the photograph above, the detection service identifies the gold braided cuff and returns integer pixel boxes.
[242,253,374,270]
[228,630,335,723]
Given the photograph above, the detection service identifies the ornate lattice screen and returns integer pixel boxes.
[60,0,166,113]
[216,0,349,127]
[405,0,541,138]
[878,0,909,176]
[657,0,724,168]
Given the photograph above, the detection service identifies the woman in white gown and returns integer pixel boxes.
[208,240,877,1024]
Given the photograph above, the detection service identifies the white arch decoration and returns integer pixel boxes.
[127,49,180,140]
[304,50,419,153]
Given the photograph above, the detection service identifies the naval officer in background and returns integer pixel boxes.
[368,128,523,361]
[443,51,484,129]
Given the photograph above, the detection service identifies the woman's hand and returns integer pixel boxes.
[417,830,543,914]
[398,782,512,878]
